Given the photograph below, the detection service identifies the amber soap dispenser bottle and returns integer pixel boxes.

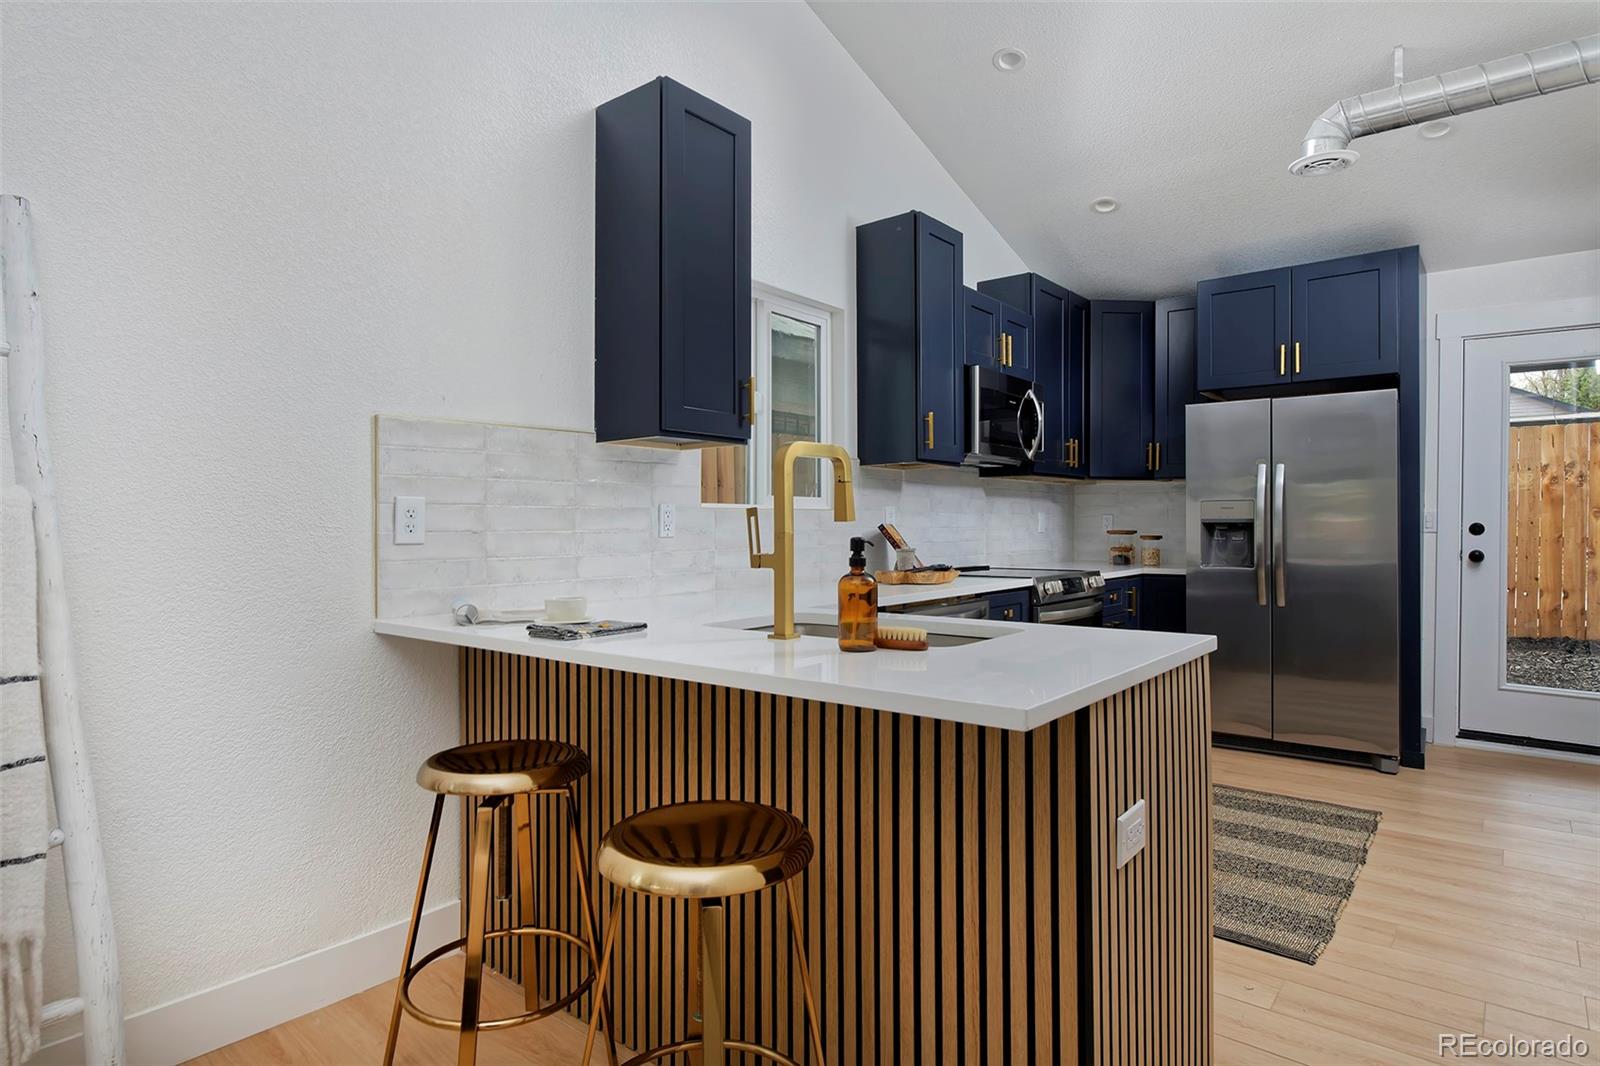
[838,536,878,652]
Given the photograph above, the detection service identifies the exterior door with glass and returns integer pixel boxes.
[1459,326,1600,750]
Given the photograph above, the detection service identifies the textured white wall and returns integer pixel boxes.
[1421,249,1600,738]
[0,0,1024,1028]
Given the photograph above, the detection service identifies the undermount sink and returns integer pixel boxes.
[742,622,991,647]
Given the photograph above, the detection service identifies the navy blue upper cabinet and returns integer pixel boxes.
[1290,250,1400,382]
[1198,248,1417,392]
[1153,296,1198,479]
[1196,267,1291,391]
[978,273,1086,476]
[963,287,1001,369]
[1001,305,1034,378]
[1089,301,1155,480]
[857,211,965,465]
[595,77,752,445]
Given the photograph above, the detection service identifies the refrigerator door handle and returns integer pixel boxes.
[1254,462,1269,607]
[1273,462,1287,607]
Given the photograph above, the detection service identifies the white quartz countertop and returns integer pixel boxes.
[374,577,1213,732]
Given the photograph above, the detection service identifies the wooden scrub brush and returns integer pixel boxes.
[874,625,928,651]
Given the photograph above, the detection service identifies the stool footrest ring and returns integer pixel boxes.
[399,927,597,1032]
[622,1038,799,1066]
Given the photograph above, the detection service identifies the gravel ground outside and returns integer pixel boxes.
[1505,637,1600,693]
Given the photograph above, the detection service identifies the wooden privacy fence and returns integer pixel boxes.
[1507,419,1599,640]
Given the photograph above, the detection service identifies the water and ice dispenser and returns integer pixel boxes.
[1198,499,1255,568]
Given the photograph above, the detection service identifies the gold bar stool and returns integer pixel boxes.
[384,739,618,1066]
[581,799,826,1066]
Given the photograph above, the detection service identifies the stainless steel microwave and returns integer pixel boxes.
[963,365,1043,468]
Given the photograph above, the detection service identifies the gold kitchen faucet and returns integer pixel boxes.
[745,441,856,640]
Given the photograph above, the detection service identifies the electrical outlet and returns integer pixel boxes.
[1116,799,1147,868]
[1036,512,1047,534]
[393,496,426,544]
[658,502,675,539]
[1102,513,1115,531]
[1424,509,1438,532]
[884,505,898,524]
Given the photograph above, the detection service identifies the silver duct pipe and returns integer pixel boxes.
[1290,33,1600,174]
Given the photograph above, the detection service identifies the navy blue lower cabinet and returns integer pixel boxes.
[1088,301,1155,480]
[1196,267,1291,392]
[1102,577,1140,629]
[964,287,1001,369]
[1290,249,1401,383]
[595,77,753,446]
[987,589,1031,623]
[1140,575,1186,633]
[1154,296,1199,480]
[856,211,966,465]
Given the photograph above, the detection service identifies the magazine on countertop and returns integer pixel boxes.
[526,619,648,641]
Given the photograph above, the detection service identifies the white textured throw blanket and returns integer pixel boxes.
[0,483,43,1066]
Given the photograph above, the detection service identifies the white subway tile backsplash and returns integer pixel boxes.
[373,415,1186,618]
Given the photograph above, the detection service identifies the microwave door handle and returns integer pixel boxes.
[1254,463,1269,607]
[1021,389,1043,459]
[1273,462,1287,607]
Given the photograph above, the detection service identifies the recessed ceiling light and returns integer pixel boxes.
[1090,197,1119,214]
[1418,120,1452,140]
[992,47,1027,72]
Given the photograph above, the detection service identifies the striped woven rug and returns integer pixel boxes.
[1213,784,1382,963]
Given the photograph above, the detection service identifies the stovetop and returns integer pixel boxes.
[962,566,1104,604]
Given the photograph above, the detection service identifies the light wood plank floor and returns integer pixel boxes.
[188,744,1598,1065]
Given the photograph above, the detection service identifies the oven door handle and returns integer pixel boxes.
[1036,601,1102,624]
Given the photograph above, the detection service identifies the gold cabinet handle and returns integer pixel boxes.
[1129,587,1137,614]
[1294,341,1301,374]
[1155,442,1162,470]
[1146,442,1154,471]
[1279,343,1286,376]
[925,410,935,450]
[1007,333,1014,366]
[1073,438,1080,467]
[744,376,757,424]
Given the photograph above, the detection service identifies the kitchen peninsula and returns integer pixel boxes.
[376,584,1216,1065]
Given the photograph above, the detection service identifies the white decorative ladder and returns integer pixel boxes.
[2,195,125,1064]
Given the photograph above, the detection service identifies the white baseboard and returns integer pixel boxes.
[32,900,459,1066]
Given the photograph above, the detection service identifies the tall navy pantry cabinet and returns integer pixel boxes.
[1154,296,1199,479]
[594,77,752,446]
[857,212,966,465]
[1088,301,1155,479]
[979,273,1087,476]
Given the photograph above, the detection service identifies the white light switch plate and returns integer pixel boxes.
[658,502,675,538]
[1102,513,1115,531]
[884,505,898,524]
[1116,799,1147,868]
[393,496,425,544]
[1035,512,1047,534]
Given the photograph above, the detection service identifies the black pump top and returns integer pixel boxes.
[849,536,872,569]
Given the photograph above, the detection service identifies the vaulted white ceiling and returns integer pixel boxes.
[811,1,1600,297]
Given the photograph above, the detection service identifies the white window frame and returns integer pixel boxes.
[704,284,835,510]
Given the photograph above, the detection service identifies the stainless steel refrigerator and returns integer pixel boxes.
[1186,389,1400,771]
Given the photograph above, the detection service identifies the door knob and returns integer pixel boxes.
[1467,549,1485,564]
[1468,522,1485,536]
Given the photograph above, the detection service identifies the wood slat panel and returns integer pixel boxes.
[457,648,1211,1063]
[1083,657,1214,1066]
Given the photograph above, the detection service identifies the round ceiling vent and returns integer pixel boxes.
[1090,197,1119,214]
[1288,148,1360,176]
[992,47,1027,72]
